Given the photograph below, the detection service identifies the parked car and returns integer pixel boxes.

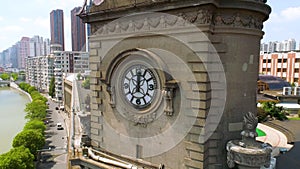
[56,123,63,130]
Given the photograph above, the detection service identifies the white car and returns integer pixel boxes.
[56,123,63,130]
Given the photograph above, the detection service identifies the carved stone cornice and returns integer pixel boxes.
[213,12,263,30]
[90,8,268,36]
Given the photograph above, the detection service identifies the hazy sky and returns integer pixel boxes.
[0,0,299,51]
[0,0,83,51]
[263,0,300,44]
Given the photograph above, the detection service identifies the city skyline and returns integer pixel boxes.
[0,0,300,51]
[0,0,83,51]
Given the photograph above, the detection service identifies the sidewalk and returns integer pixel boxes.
[256,123,294,156]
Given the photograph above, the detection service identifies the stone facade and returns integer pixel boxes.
[78,0,271,168]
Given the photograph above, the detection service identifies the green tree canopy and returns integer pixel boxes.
[19,83,31,92]
[27,86,37,94]
[23,120,46,134]
[0,146,34,169]
[11,73,18,81]
[49,77,55,98]
[82,77,90,89]
[25,100,47,121]
[13,130,45,155]
[0,73,10,80]
[260,101,288,121]
[30,91,47,103]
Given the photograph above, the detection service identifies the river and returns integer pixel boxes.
[0,87,29,154]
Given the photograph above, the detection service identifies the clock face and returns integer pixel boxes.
[122,64,157,109]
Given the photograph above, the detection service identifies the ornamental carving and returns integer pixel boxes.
[226,144,272,168]
[92,10,264,35]
[162,80,178,116]
[124,110,157,127]
[226,112,272,168]
[213,13,263,30]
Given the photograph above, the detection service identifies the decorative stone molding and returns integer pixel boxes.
[227,142,272,168]
[162,80,178,116]
[107,86,116,108]
[213,13,264,30]
[91,10,266,36]
[93,13,185,35]
[124,110,157,128]
[178,10,213,25]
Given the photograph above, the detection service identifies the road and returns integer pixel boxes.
[269,120,300,168]
[36,98,68,169]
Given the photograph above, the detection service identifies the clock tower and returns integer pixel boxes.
[75,0,271,168]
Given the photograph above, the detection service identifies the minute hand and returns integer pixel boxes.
[136,71,141,92]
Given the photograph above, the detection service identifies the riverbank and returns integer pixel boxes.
[10,82,32,102]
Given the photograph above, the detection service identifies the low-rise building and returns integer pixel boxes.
[260,51,300,85]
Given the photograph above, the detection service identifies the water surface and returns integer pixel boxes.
[0,87,29,154]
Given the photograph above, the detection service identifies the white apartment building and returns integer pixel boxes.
[53,50,89,103]
[26,43,89,102]
[25,55,55,92]
[261,38,297,53]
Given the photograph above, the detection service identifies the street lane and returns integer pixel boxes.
[37,98,68,169]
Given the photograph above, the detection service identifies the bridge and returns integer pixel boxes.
[0,80,10,86]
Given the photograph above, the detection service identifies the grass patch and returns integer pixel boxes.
[289,117,300,120]
[256,128,266,137]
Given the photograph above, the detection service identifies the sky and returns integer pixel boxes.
[263,0,300,44]
[0,0,83,51]
[0,0,300,51]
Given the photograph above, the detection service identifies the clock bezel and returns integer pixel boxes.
[111,54,164,122]
[121,64,158,109]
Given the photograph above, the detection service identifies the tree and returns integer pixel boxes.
[0,73,10,80]
[11,73,18,81]
[30,91,47,103]
[49,77,55,98]
[77,73,82,80]
[23,120,46,134]
[25,100,47,120]
[27,86,37,94]
[260,101,288,121]
[0,146,34,169]
[12,130,45,155]
[19,83,31,93]
[82,77,90,89]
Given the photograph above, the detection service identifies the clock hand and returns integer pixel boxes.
[136,70,141,93]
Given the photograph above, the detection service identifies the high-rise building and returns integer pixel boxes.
[71,7,86,51]
[18,37,30,69]
[50,9,65,51]
[9,45,18,68]
[25,55,55,92]
[53,50,89,102]
[261,39,297,53]
[28,36,50,57]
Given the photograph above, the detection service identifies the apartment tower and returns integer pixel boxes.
[71,7,86,51]
[50,9,65,51]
